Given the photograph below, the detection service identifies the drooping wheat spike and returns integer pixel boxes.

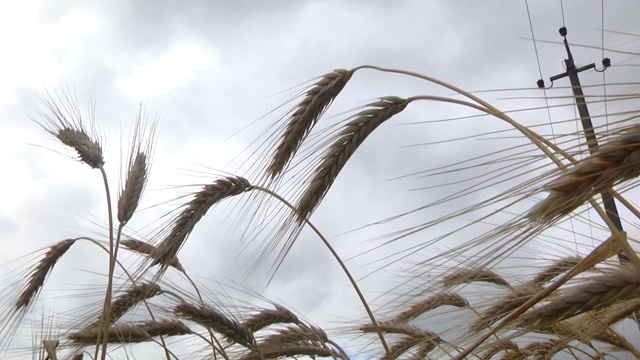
[393,292,468,322]
[296,96,410,221]
[68,325,151,345]
[243,304,299,332]
[117,152,148,224]
[174,302,256,350]
[152,176,252,269]
[120,238,184,271]
[16,239,76,310]
[268,69,354,179]
[517,268,640,328]
[441,268,512,289]
[530,256,582,285]
[138,320,192,337]
[593,326,640,356]
[37,92,104,169]
[528,125,640,222]
[108,282,162,322]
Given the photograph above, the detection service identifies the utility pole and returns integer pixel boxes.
[537,27,625,259]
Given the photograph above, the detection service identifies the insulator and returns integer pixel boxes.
[602,58,611,67]
[537,79,545,88]
[559,27,567,37]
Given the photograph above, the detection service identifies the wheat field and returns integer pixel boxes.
[3,2,640,360]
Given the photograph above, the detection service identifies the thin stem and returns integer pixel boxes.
[96,166,114,360]
[251,185,392,360]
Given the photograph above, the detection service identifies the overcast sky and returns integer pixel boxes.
[2,1,640,359]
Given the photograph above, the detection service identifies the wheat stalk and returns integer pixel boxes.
[392,292,468,322]
[268,69,354,179]
[528,125,640,222]
[16,239,76,310]
[152,176,252,269]
[296,96,410,221]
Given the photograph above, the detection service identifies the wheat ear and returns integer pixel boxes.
[241,345,345,360]
[268,69,354,179]
[37,92,104,169]
[442,268,512,289]
[296,96,410,221]
[117,152,147,224]
[138,320,191,337]
[517,268,640,328]
[16,239,76,310]
[68,325,151,345]
[174,302,256,350]
[479,340,519,360]
[108,282,162,322]
[243,304,299,332]
[528,125,640,222]
[121,238,184,271]
[152,176,251,269]
[393,292,468,322]
[530,256,582,285]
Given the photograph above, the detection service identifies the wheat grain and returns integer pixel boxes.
[517,268,640,328]
[393,292,468,322]
[16,239,76,310]
[268,69,354,179]
[174,302,255,349]
[152,176,252,268]
[117,152,147,224]
[296,96,410,221]
[529,125,640,222]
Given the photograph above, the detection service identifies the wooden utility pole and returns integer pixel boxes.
[538,27,624,258]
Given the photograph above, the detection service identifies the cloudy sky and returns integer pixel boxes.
[2,0,640,358]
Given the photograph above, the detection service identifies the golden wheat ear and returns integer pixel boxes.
[296,96,410,222]
[528,125,640,223]
[151,176,252,270]
[16,239,76,311]
[268,69,354,179]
